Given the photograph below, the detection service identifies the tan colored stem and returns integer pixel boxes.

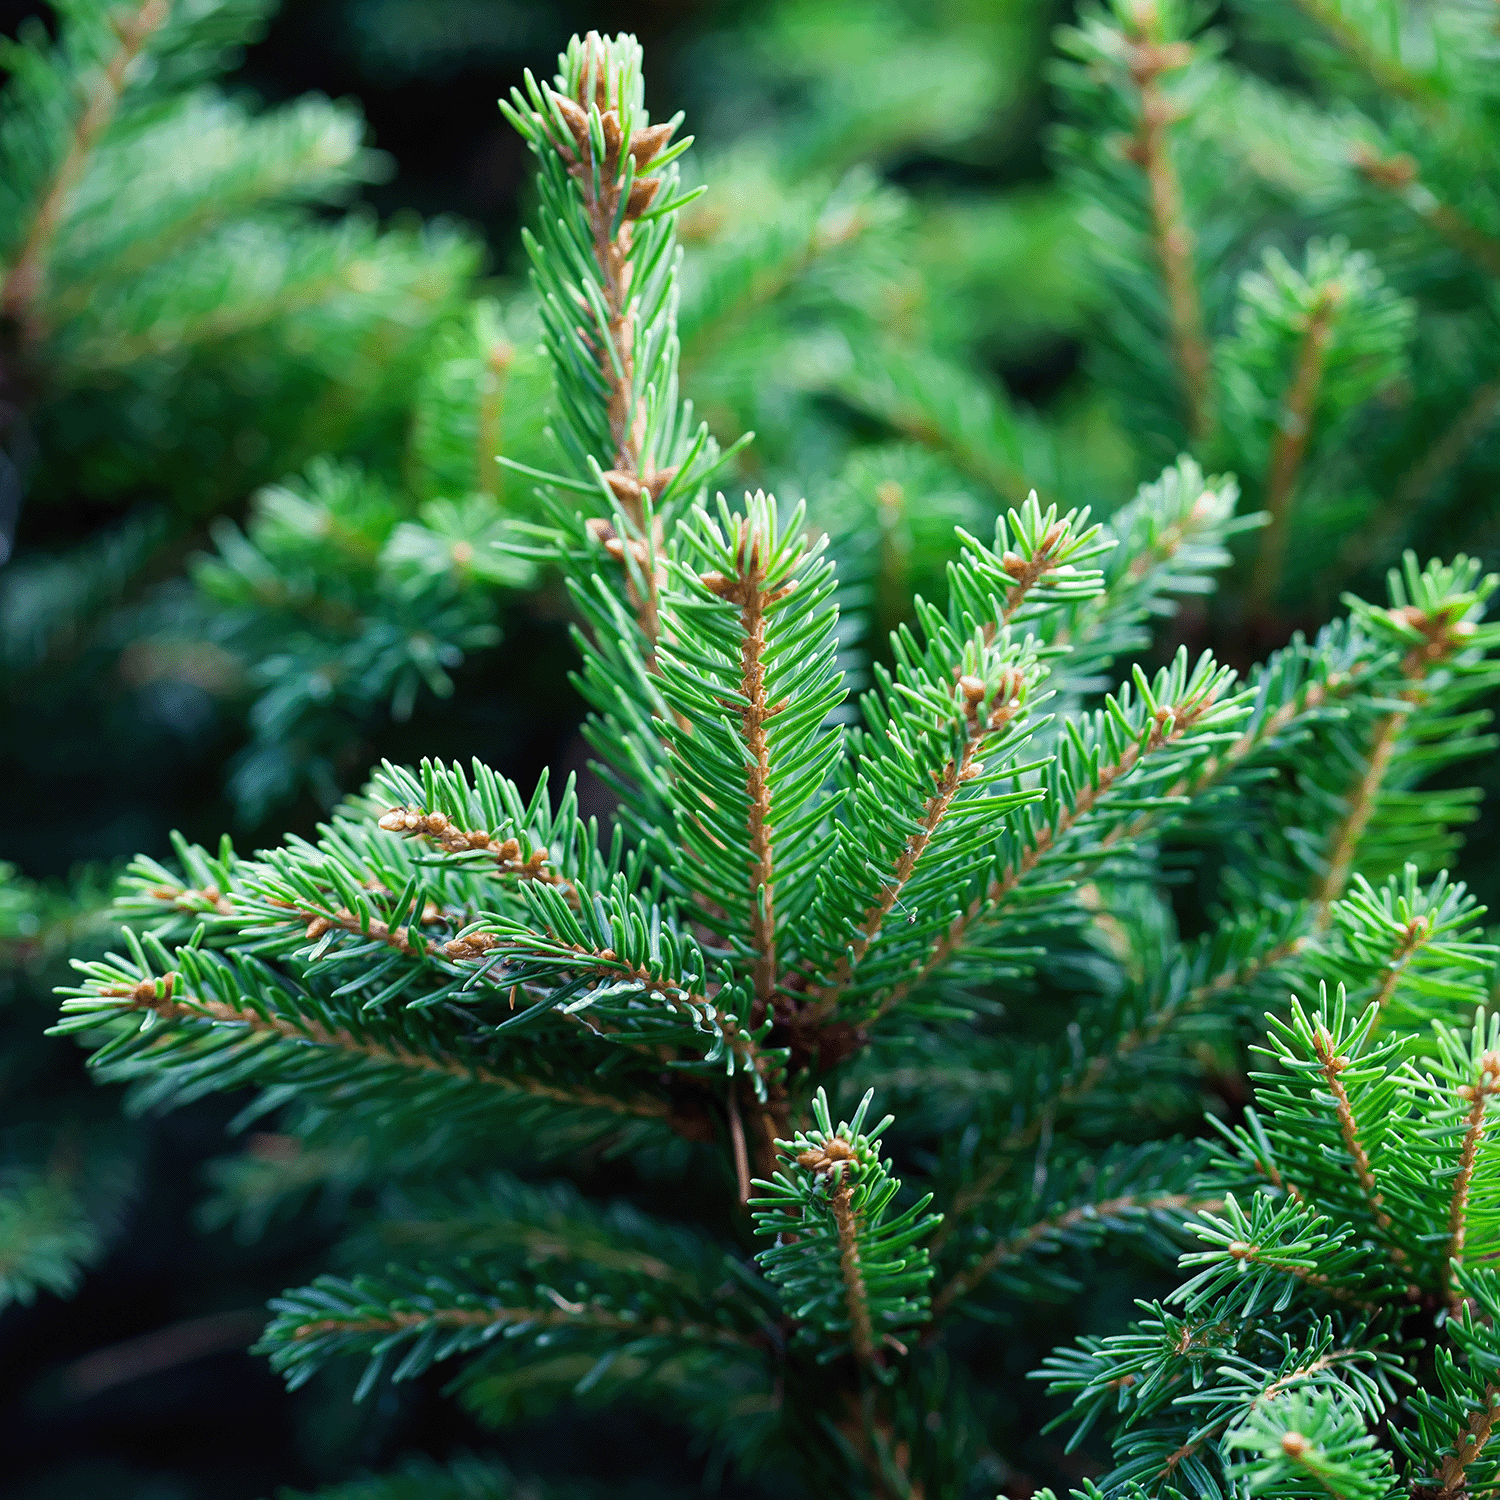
[832,1182,878,1366]
[727,1088,751,1205]
[1434,1383,1500,1494]
[1311,1025,1397,1247]
[476,337,513,499]
[882,687,1222,1017]
[1445,1051,1500,1312]
[101,975,668,1119]
[1,0,169,327]
[1312,711,1402,926]
[291,1301,753,1350]
[1250,281,1343,608]
[706,543,779,1008]
[1123,32,1213,442]
[931,1192,1218,1317]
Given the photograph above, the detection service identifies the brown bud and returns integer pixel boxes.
[585,516,616,544]
[699,570,731,596]
[604,536,627,562]
[600,109,623,172]
[378,808,407,832]
[305,917,333,941]
[625,177,661,219]
[1000,550,1029,579]
[602,469,643,505]
[497,837,522,863]
[551,93,590,153]
[958,674,986,704]
[645,465,678,499]
[1280,1432,1309,1459]
[628,122,675,169]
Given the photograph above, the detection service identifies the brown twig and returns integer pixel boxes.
[1432,1383,1500,1496]
[545,38,678,649]
[100,975,668,1119]
[832,1181,878,1366]
[1,0,170,330]
[931,1192,1219,1317]
[1120,19,1213,443]
[1311,1024,1399,1253]
[1445,1049,1500,1312]
[1311,711,1403,927]
[701,527,781,1010]
[1249,279,1344,609]
[290,1300,755,1350]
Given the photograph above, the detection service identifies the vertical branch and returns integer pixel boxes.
[702,522,779,1009]
[1311,1024,1395,1239]
[1249,280,1344,609]
[1445,1050,1500,1312]
[2,0,170,329]
[1121,21,1214,444]
[832,1182,878,1367]
[548,37,678,647]
[1311,711,1402,927]
[475,336,513,500]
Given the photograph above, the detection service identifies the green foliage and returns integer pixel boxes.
[47,25,1500,1498]
[1038,988,1500,1499]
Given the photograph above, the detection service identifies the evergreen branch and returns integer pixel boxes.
[1288,0,1439,112]
[0,0,168,326]
[832,1180,878,1365]
[72,967,666,1121]
[1432,1385,1500,1497]
[1119,13,1212,442]
[752,1090,939,1371]
[1353,148,1500,282]
[1310,1021,1394,1240]
[1249,279,1344,608]
[375,807,579,908]
[260,1262,766,1401]
[1312,711,1403,926]
[932,1191,1219,1319]
[1444,1050,1500,1312]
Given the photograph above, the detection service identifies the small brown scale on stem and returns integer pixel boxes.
[542,36,683,650]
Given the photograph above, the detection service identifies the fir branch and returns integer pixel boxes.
[1312,711,1403,926]
[1353,147,1500,282]
[1444,1050,1500,1312]
[376,807,579,907]
[1432,1384,1500,1497]
[88,971,667,1120]
[1288,0,1439,109]
[832,1180,879,1366]
[1119,12,1213,442]
[0,0,169,326]
[1250,278,1345,608]
[932,1191,1219,1319]
[1310,1021,1394,1239]
[699,527,781,1008]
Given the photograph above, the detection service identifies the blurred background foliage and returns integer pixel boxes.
[2,0,1498,1493]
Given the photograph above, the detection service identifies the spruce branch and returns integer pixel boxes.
[1117,5,1213,443]
[1249,278,1344,608]
[0,0,168,327]
[1353,146,1500,282]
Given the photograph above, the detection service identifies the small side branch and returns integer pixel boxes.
[1249,280,1343,609]
[1311,1024,1399,1251]
[1120,26,1213,443]
[2,0,169,327]
[1312,711,1403,927]
[1433,1383,1500,1496]
[100,975,668,1119]
[1445,1050,1500,1312]
[931,1192,1219,1318]
[832,1183,878,1367]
